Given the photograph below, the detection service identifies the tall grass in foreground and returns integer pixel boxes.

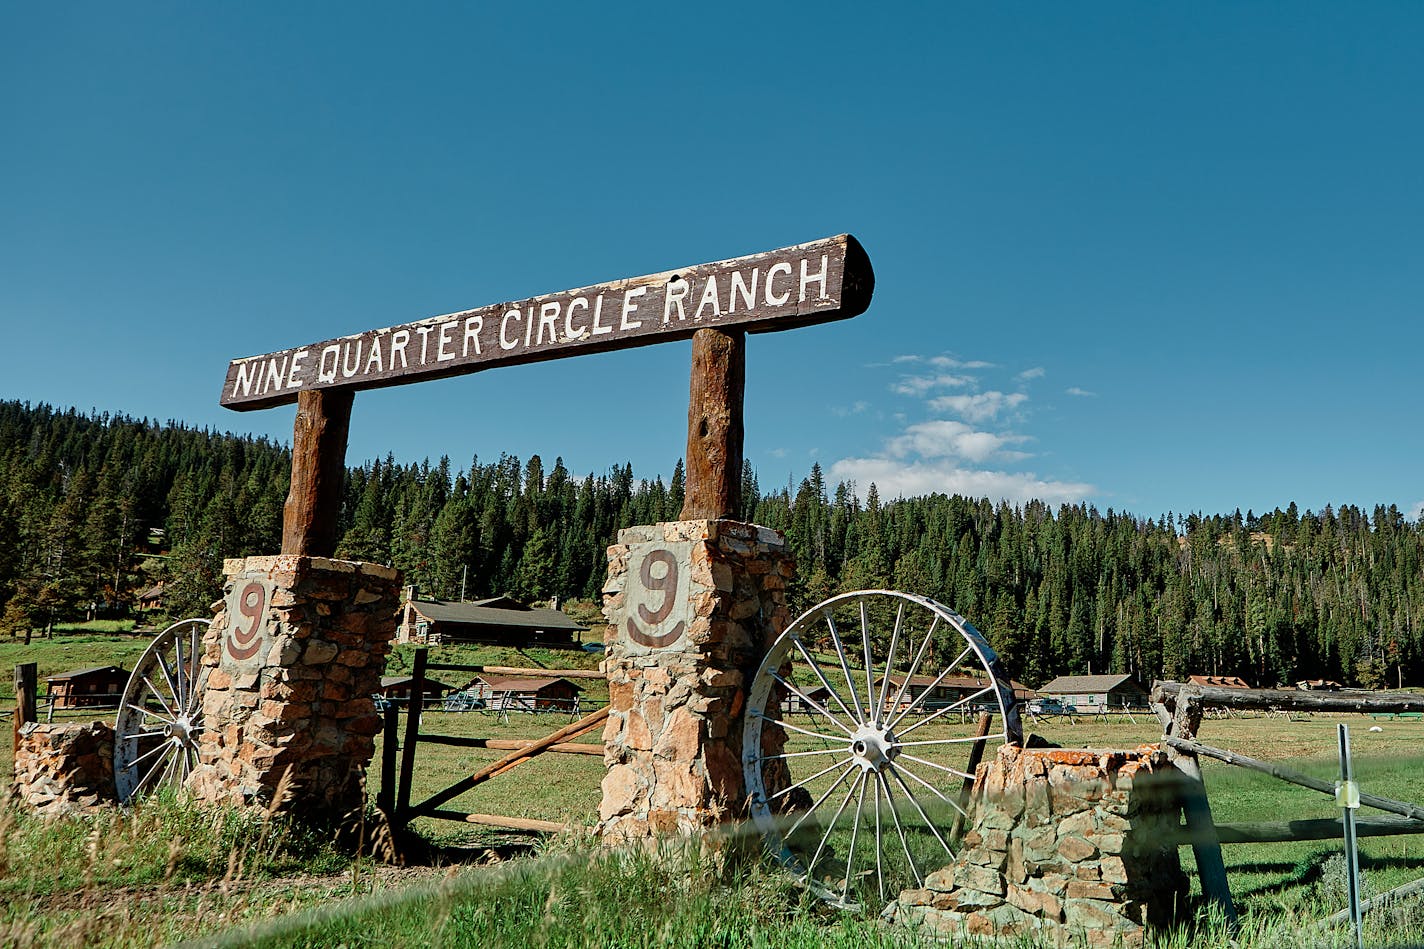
[198,833,1423,949]
[0,786,351,947]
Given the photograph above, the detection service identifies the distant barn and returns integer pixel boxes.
[398,592,588,648]
[47,666,129,709]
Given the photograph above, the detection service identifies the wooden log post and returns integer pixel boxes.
[281,388,353,557]
[1163,686,1238,926]
[681,328,745,521]
[13,662,37,753]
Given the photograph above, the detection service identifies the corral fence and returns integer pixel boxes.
[378,647,608,835]
[1151,680,1424,930]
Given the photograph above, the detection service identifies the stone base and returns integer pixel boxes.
[887,744,1188,947]
[12,721,116,816]
[598,520,794,842]
[186,555,401,818]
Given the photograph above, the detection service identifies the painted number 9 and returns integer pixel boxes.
[226,581,266,661]
[627,548,686,648]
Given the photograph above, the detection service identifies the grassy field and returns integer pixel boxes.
[5,632,1424,945]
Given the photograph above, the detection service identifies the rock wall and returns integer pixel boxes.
[12,721,116,816]
[888,744,1188,947]
[599,520,794,841]
[186,555,401,817]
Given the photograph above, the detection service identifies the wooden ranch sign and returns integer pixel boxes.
[221,234,873,411]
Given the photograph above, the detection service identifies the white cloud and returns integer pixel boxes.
[928,355,994,370]
[1409,500,1424,522]
[829,457,1094,506]
[927,391,1029,423]
[832,400,871,417]
[891,373,975,397]
[886,420,1029,464]
[1016,367,1045,381]
[767,447,787,459]
[1066,386,1096,397]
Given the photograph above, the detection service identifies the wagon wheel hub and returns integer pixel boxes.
[849,724,898,773]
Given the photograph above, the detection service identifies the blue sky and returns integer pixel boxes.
[3,3,1421,522]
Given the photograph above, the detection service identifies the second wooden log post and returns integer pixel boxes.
[681,328,744,521]
[282,388,354,557]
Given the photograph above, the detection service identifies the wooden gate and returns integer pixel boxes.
[378,648,607,834]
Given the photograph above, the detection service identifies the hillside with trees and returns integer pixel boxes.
[0,399,1419,690]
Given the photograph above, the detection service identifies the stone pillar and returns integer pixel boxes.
[187,555,401,817]
[887,745,1188,947]
[12,721,116,815]
[598,520,794,841]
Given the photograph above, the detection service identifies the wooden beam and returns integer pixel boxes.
[1164,689,1237,925]
[422,810,573,834]
[222,235,873,411]
[427,662,606,680]
[1153,680,1424,715]
[1175,815,1424,846]
[281,388,352,557]
[1164,736,1424,822]
[681,327,744,520]
[13,662,36,751]
[410,706,609,817]
[414,735,603,756]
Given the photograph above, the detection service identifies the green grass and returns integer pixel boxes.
[7,631,1424,945]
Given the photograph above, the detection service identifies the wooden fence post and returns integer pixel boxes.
[395,648,427,824]
[378,702,399,818]
[281,388,353,557]
[14,662,37,752]
[680,328,744,520]
[1163,685,1237,926]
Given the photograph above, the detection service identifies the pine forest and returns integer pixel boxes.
[1,399,1419,691]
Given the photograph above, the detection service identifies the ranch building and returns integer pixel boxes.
[469,675,583,712]
[377,675,454,703]
[785,675,1033,715]
[1188,674,1251,689]
[1035,674,1148,711]
[46,666,129,709]
[398,591,588,648]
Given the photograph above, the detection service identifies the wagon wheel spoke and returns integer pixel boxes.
[115,619,212,804]
[742,590,1019,911]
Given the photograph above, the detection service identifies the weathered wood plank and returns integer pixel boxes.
[425,663,606,680]
[1175,815,1424,846]
[681,328,744,520]
[1153,680,1424,714]
[410,706,609,817]
[1164,736,1424,822]
[423,811,572,834]
[14,663,36,751]
[281,388,352,557]
[415,736,603,756]
[222,235,874,411]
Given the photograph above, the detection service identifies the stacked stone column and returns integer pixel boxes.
[887,744,1188,947]
[598,520,794,841]
[12,721,115,816]
[186,555,401,817]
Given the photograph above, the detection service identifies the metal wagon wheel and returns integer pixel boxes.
[114,618,211,804]
[742,590,1022,910]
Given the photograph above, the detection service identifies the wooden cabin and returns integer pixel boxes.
[469,675,583,712]
[1036,674,1149,711]
[398,593,588,648]
[46,666,129,709]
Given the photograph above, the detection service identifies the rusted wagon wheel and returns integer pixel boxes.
[743,590,1022,910]
[114,618,211,804]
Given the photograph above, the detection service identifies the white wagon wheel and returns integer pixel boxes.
[743,590,1022,910]
[114,618,211,804]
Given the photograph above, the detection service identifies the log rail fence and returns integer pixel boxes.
[1151,680,1424,927]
